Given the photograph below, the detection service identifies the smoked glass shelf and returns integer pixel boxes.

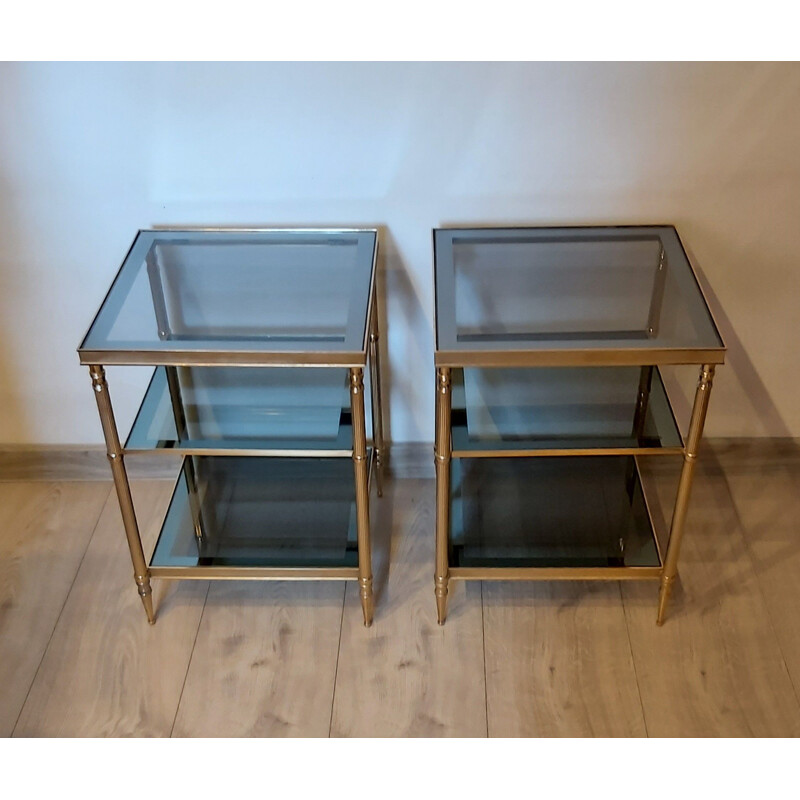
[450,456,660,571]
[451,366,682,456]
[150,457,360,575]
[125,366,354,456]
[433,225,725,625]
[78,228,383,626]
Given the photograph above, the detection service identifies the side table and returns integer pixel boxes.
[78,228,384,626]
[432,225,725,624]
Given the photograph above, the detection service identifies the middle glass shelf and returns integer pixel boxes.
[451,366,683,457]
[125,366,354,456]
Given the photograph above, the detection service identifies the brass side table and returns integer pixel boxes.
[432,225,725,625]
[78,228,384,627]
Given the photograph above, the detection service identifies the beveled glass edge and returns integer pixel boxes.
[433,224,726,359]
[670,226,726,351]
[78,227,378,363]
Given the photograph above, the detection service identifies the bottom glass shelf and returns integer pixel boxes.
[150,456,358,570]
[451,456,661,569]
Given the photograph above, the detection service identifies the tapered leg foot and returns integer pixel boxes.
[360,577,374,627]
[435,575,448,625]
[137,576,156,625]
[656,574,676,626]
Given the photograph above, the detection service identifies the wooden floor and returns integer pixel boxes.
[2,443,800,737]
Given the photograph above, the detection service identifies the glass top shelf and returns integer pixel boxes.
[125,366,352,455]
[79,229,377,366]
[451,366,682,456]
[150,456,358,570]
[434,226,725,367]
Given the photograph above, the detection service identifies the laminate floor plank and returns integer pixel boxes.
[6,444,800,738]
[171,581,345,737]
[13,480,208,737]
[718,447,800,704]
[622,459,800,737]
[0,481,111,736]
[483,580,647,737]
[330,480,487,737]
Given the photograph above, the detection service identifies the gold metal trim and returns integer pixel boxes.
[79,349,369,367]
[124,447,354,458]
[451,445,684,459]
[148,226,380,234]
[148,565,360,580]
[435,347,725,368]
[449,566,662,580]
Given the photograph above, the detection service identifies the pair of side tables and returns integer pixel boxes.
[78,226,725,629]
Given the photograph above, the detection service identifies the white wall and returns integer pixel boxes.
[1,61,799,445]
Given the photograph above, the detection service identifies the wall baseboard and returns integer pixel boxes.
[0,446,180,482]
[0,439,798,482]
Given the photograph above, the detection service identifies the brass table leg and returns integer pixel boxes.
[657,364,715,625]
[350,368,374,626]
[369,294,386,498]
[434,367,451,625]
[89,365,155,625]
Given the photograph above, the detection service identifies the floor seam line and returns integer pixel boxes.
[169,581,211,737]
[717,463,800,715]
[619,581,651,738]
[327,582,348,738]
[480,581,490,738]
[11,482,113,736]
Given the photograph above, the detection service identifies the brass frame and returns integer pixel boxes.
[89,365,155,624]
[656,364,715,624]
[432,225,724,625]
[434,367,452,624]
[82,228,384,628]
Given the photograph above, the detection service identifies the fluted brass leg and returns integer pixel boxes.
[350,368,374,627]
[657,364,715,626]
[89,365,155,625]
[369,294,386,498]
[434,367,451,625]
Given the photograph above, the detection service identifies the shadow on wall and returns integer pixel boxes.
[380,225,433,446]
[683,238,791,438]
[374,224,392,445]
